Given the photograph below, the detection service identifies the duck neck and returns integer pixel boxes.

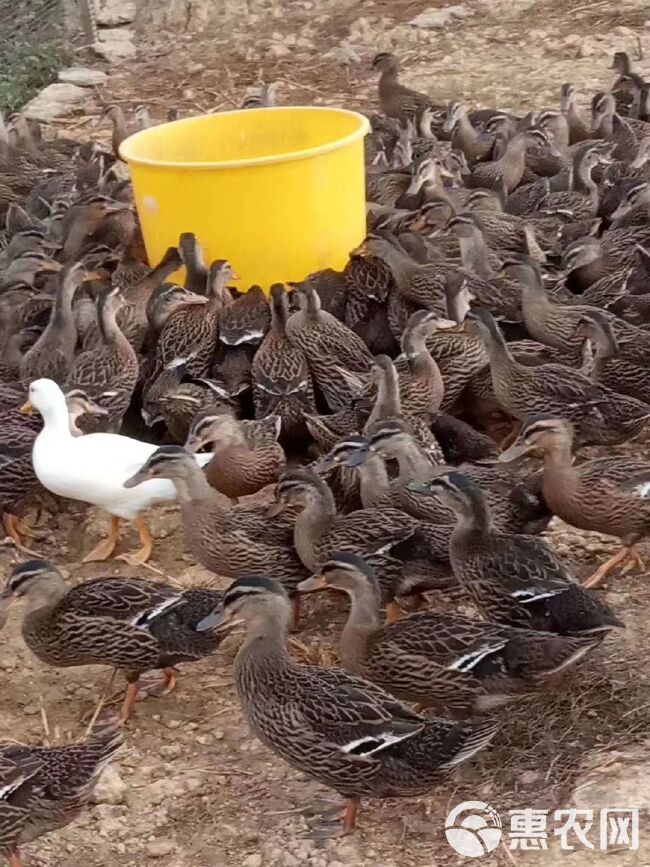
[357,454,392,508]
[62,208,105,262]
[594,109,614,138]
[293,486,337,571]
[50,273,78,330]
[206,271,228,308]
[174,461,220,504]
[37,389,73,437]
[378,68,399,101]
[235,606,292,695]
[587,329,615,379]
[368,364,401,426]
[480,322,517,379]
[98,298,127,351]
[23,576,68,630]
[500,133,527,167]
[374,244,417,291]
[271,293,289,335]
[402,328,443,390]
[564,101,583,132]
[459,230,494,279]
[339,582,382,674]
[521,274,552,324]
[451,498,492,546]
[455,111,480,150]
[302,288,322,324]
[394,436,436,484]
[571,153,598,204]
[541,440,579,505]
[110,108,129,155]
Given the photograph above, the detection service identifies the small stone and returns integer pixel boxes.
[97,816,127,838]
[93,28,136,64]
[167,719,182,729]
[213,730,225,740]
[146,839,175,858]
[409,4,471,28]
[23,83,88,121]
[58,67,108,87]
[142,778,176,806]
[267,43,291,58]
[92,764,127,805]
[242,855,262,867]
[23,702,40,715]
[323,45,361,66]
[519,770,542,787]
[96,0,136,26]
[159,743,183,758]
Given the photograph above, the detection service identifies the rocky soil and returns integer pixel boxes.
[4,0,650,865]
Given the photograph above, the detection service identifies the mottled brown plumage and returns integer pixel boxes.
[195,575,497,835]
[411,472,622,633]
[467,307,650,446]
[65,287,138,429]
[0,713,122,865]
[1,560,224,722]
[251,283,315,437]
[125,447,306,600]
[299,553,602,713]
[185,411,285,500]
[500,416,650,587]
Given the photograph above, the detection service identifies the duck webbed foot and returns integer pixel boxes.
[582,545,645,588]
[83,516,121,562]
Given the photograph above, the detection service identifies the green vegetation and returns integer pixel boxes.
[0,0,66,114]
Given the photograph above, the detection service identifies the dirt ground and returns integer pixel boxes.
[4,0,650,864]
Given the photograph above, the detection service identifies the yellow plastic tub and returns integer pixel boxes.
[120,107,370,290]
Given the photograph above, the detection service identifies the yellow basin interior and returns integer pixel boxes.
[120,107,370,290]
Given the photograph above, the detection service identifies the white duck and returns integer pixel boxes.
[22,378,213,565]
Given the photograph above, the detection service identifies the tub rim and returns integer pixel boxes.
[119,106,370,170]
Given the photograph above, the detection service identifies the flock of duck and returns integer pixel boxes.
[2,47,650,862]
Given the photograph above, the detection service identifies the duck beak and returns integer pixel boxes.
[196,605,242,633]
[85,400,110,417]
[349,243,368,258]
[230,270,241,281]
[82,270,103,283]
[311,454,335,473]
[498,441,531,463]
[297,574,327,592]
[266,500,287,517]
[123,467,150,488]
[19,399,34,415]
[435,318,460,331]
[41,259,63,272]
[179,294,209,307]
